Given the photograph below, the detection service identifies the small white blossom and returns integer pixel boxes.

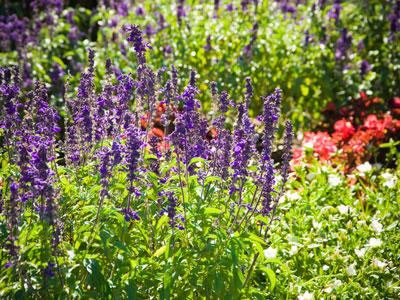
[346,263,357,276]
[321,166,329,172]
[306,172,315,181]
[368,238,382,248]
[312,220,322,230]
[286,190,301,202]
[322,265,329,271]
[357,162,372,175]
[290,246,299,255]
[370,220,383,234]
[263,247,277,259]
[372,258,387,269]
[381,172,397,189]
[333,280,342,288]
[355,248,367,257]
[328,174,341,186]
[337,205,355,215]
[298,291,313,300]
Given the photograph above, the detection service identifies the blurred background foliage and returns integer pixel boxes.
[1,0,399,132]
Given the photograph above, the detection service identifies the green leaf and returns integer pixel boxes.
[188,157,207,168]
[89,186,102,196]
[264,258,290,272]
[247,233,267,245]
[153,245,166,258]
[125,280,138,300]
[113,242,131,255]
[156,215,169,232]
[203,208,221,215]
[204,176,223,185]
[259,266,276,292]
[255,215,270,225]
[52,56,66,69]
[110,183,127,193]
[300,84,309,96]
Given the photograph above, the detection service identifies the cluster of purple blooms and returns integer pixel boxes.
[1,67,62,272]
[0,24,293,278]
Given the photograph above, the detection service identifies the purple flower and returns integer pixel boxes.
[243,23,258,60]
[260,88,281,161]
[335,28,352,61]
[135,7,145,16]
[123,125,144,187]
[280,121,293,190]
[225,3,234,11]
[241,0,250,11]
[177,0,186,26]
[42,262,56,278]
[4,261,15,269]
[145,24,156,36]
[203,35,213,51]
[126,25,152,65]
[388,2,400,41]
[120,207,140,222]
[328,2,341,25]
[360,60,371,79]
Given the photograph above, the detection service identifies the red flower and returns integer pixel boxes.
[393,97,400,108]
[150,127,164,139]
[334,118,355,140]
[360,92,367,100]
[364,114,378,129]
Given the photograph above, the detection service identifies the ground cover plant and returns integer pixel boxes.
[1,1,400,299]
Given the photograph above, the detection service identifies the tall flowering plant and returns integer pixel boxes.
[0,25,292,299]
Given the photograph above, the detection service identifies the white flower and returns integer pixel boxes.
[303,141,314,149]
[381,172,397,189]
[298,291,313,300]
[263,247,277,259]
[321,166,329,172]
[368,238,382,248]
[328,174,341,186]
[286,190,301,202]
[357,162,372,175]
[370,220,383,234]
[372,258,387,269]
[312,220,322,230]
[346,263,357,276]
[333,280,342,288]
[322,265,329,271]
[355,248,367,257]
[306,172,315,181]
[290,246,299,255]
[324,287,332,293]
[337,205,354,215]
